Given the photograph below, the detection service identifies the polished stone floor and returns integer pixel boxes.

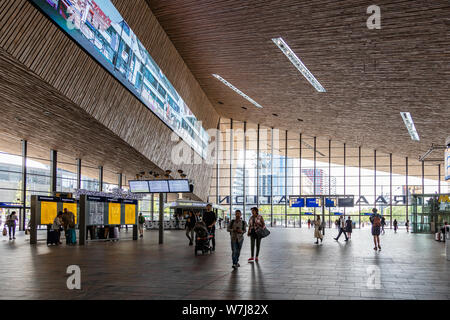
[0,226,448,300]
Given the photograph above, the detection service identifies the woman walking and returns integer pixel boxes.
[314,216,323,244]
[6,211,18,240]
[346,216,353,240]
[247,207,265,263]
[393,219,398,233]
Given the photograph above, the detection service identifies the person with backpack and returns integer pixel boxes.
[227,210,247,269]
[334,215,348,241]
[393,219,398,233]
[6,211,18,240]
[138,213,145,238]
[370,208,382,251]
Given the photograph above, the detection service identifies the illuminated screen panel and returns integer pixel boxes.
[168,179,190,193]
[31,0,209,159]
[129,180,150,193]
[149,180,169,193]
[41,201,57,225]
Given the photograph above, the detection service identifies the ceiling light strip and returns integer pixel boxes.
[272,37,326,92]
[212,74,263,108]
[400,112,420,141]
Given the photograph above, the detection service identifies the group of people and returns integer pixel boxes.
[51,208,76,245]
[184,204,268,269]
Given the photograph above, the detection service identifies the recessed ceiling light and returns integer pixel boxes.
[242,107,247,110]
[272,113,278,117]
[272,37,326,92]
[297,118,303,122]
[218,101,224,105]
[212,74,263,108]
[400,112,420,141]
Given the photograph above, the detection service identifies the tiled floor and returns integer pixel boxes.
[0,226,448,300]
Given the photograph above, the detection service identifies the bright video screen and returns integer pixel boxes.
[129,180,149,193]
[31,0,209,159]
[148,180,169,193]
[168,179,190,193]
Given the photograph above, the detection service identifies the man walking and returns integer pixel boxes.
[138,213,145,238]
[334,215,348,241]
[227,210,247,269]
[202,204,217,251]
[370,208,382,251]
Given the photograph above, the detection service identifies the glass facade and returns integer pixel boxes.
[208,118,449,229]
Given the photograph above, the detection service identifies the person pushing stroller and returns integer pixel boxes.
[193,217,213,255]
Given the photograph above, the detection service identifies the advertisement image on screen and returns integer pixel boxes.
[129,180,150,193]
[31,0,209,159]
[168,179,190,193]
[149,180,169,193]
[306,198,320,207]
[290,197,305,208]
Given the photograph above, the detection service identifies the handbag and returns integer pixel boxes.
[2,227,7,236]
[256,227,270,238]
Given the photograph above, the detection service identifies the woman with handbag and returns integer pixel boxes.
[314,216,323,244]
[247,207,265,263]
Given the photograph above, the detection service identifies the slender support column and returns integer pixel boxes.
[406,157,409,223]
[390,153,393,228]
[50,149,57,194]
[438,164,441,194]
[151,193,154,221]
[313,137,317,218]
[117,173,123,189]
[343,142,346,218]
[216,119,220,205]
[299,134,302,223]
[243,121,247,220]
[285,130,288,227]
[270,128,274,226]
[229,119,233,217]
[76,158,82,190]
[256,124,260,209]
[98,166,103,192]
[21,140,27,231]
[358,146,361,228]
[374,150,377,209]
[329,140,331,228]
[159,192,164,244]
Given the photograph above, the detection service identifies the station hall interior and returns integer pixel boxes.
[0,0,449,301]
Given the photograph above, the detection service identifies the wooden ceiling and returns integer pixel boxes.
[147,0,450,161]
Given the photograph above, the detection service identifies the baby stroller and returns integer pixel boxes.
[193,220,212,256]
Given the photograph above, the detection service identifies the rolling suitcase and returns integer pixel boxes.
[47,229,58,245]
[68,229,77,245]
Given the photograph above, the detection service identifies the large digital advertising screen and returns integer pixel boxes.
[31,0,209,158]
[446,146,450,181]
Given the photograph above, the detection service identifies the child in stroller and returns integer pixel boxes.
[193,220,213,255]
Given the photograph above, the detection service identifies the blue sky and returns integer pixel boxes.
[94,0,123,23]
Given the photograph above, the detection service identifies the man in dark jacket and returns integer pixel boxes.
[202,204,217,251]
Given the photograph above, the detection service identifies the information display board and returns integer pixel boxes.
[289,197,305,207]
[129,180,150,193]
[306,198,320,207]
[149,180,169,193]
[40,200,57,225]
[87,196,105,226]
[168,179,190,193]
[338,197,354,207]
[62,199,77,224]
[108,200,121,225]
[124,200,137,225]
[325,198,336,207]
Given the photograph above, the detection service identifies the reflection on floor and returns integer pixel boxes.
[0,227,448,300]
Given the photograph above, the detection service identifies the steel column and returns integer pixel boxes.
[21,140,27,231]
[50,149,57,193]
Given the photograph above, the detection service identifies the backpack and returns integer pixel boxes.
[373,215,381,227]
[139,215,145,224]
